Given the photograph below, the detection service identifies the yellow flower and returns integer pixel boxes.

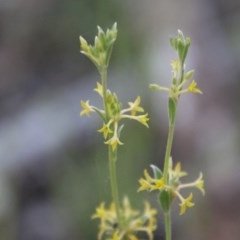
[128,234,139,240]
[98,123,113,139]
[179,193,194,215]
[187,80,202,94]
[92,202,107,219]
[138,178,152,192]
[104,122,124,150]
[171,162,187,178]
[80,100,94,116]
[138,169,165,192]
[107,231,120,240]
[136,114,149,127]
[94,82,104,97]
[128,96,144,116]
[93,197,157,240]
[105,136,123,150]
[178,172,205,195]
[194,172,205,195]
[104,124,122,150]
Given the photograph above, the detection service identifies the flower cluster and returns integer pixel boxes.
[150,30,202,101]
[149,59,202,101]
[138,159,205,215]
[92,197,157,240]
[80,23,117,70]
[80,82,149,150]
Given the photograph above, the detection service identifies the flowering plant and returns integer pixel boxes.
[79,25,204,240]
[80,23,156,240]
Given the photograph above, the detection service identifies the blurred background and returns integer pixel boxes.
[1,0,240,239]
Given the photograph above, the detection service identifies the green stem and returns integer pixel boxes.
[162,102,177,240]
[100,67,122,228]
[108,146,122,227]
[100,68,109,120]
[164,211,172,240]
[163,120,176,181]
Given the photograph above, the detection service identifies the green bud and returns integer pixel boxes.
[159,190,174,213]
[150,164,163,179]
[184,70,194,81]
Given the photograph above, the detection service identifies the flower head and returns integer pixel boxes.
[92,197,157,240]
[138,161,205,215]
[80,23,117,70]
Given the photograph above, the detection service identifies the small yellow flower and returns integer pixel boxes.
[98,123,113,139]
[93,197,156,240]
[104,122,123,150]
[107,231,120,240]
[80,100,94,116]
[187,80,202,94]
[172,162,187,178]
[195,172,205,195]
[128,234,139,240]
[138,169,165,192]
[128,96,144,116]
[92,202,107,219]
[105,136,123,150]
[94,82,104,97]
[179,193,195,215]
[178,172,205,195]
[135,114,149,128]
[138,178,153,192]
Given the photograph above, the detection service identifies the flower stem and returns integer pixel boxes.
[162,102,177,240]
[163,120,176,181]
[108,146,122,227]
[164,211,172,240]
[100,68,109,120]
[100,67,122,228]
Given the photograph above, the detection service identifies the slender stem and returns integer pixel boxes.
[162,102,177,240]
[100,68,109,120]
[163,120,176,181]
[164,211,172,240]
[108,147,122,227]
[100,67,122,228]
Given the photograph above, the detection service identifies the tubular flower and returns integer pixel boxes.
[138,161,205,215]
[94,82,104,97]
[178,193,195,215]
[80,100,94,116]
[92,197,157,240]
[127,96,144,116]
[186,80,202,94]
[98,123,113,139]
[104,122,123,150]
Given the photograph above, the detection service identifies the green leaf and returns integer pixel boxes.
[150,164,163,179]
[159,190,174,212]
[168,98,176,124]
